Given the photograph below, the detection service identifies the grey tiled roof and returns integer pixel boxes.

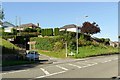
[3,21,15,28]
[60,24,81,29]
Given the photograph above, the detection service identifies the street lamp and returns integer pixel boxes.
[76,16,88,55]
[76,25,78,54]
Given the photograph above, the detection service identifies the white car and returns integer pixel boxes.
[25,51,40,61]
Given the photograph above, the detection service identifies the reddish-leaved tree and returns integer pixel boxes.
[81,22,100,35]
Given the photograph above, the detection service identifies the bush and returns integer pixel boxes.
[31,37,55,51]
[24,28,37,32]
[68,39,76,51]
[54,28,59,36]
[41,28,53,36]
[54,42,64,51]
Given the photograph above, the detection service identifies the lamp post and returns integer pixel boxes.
[76,26,78,54]
[76,16,88,55]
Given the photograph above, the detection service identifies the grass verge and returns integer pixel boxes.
[38,49,66,58]
[75,45,118,58]
[38,45,118,59]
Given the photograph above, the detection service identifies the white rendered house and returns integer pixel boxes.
[3,21,15,33]
[59,24,81,33]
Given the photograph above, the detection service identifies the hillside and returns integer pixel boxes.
[0,37,20,54]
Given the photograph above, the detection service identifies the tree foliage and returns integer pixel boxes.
[81,22,100,35]
[0,5,4,20]
[54,28,59,36]
[24,28,37,32]
[41,28,53,36]
[11,28,17,35]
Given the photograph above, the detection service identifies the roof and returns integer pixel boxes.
[60,24,81,29]
[19,23,39,28]
[3,21,15,28]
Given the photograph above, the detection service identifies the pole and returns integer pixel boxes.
[15,16,18,27]
[65,30,67,58]
[66,42,67,57]
[19,17,21,26]
[76,26,78,54]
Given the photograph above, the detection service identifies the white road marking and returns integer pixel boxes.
[36,70,66,78]
[56,65,68,71]
[108,60,112,62]
[81,63,98,68]
[40,68,50,75]
[77,61,97,65]
[2,69,29,75]
[102,60,110,63]
[68,63,81,68]
[113,58,118,60]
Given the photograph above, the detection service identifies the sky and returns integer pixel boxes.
[2,2,118,41]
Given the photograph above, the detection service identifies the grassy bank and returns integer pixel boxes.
[38,49,66,58]
[75,45,118,58]
[38,45,118,59]
[1,37,19,50]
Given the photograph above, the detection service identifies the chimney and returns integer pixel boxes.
[37,23,39,27]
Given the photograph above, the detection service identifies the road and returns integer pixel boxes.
[1,54,118,79]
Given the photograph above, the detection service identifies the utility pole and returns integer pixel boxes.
[19,17,21,26]
[15,16,18,27]
[65,30,68,58]
[76,26,78,54]
[66,42,67,57]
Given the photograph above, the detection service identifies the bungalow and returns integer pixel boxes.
[109,41,120,48]
[3,21,15,33]
[16,23,39,31]
[59,24,81,33]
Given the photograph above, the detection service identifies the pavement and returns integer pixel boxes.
[1,54,119,79]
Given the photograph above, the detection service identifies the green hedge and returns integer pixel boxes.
[41,28,53,36]
[54,28,59,36]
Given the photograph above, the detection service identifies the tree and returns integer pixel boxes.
[0,5,4,20]
[54,28,59,36]
[11,28,17,35]
[36,28,41,33]
[81,22,100,35]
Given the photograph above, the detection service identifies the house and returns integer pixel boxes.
[109,41,120,48]
[3,21,15,33]
[59,24,81,33]
[16,23,39,31]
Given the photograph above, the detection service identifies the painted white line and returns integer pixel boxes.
[113,58,118,60]
[77,61,98,65]
[40,68,50,75]
[2,69,29,75]
[81,63,98,68]
[68,64,81,68]
[102,60,109,63]
[108,60,112,62]
[36,70,66,78]
[90,63,98,66]
[56,65,68,71]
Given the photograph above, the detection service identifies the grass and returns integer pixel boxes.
[38,44,118,59]
[2,60,36,67]
[0,37,19,49]
[38,49,67,58]
[75,45,118,58]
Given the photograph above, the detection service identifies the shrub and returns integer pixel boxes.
[53,42,64,51]
[31,37,55,51]
[41,28,53,36]
[68,39,76,51]
[54,28,59,36]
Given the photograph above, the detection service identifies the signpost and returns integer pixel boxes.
[28,41,36,50]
